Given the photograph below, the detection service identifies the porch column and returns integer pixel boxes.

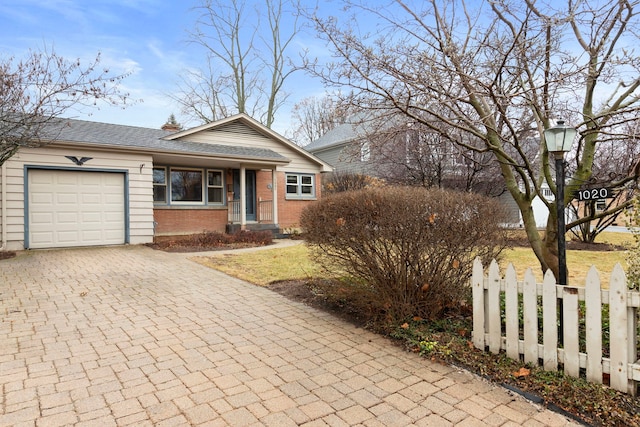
[272,167,278,226]
[240,165,247,227]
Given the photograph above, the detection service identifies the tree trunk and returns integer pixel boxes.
[510,189,550,275]
[542,207,560,281]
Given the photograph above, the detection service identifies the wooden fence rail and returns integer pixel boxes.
[472,258,640,395]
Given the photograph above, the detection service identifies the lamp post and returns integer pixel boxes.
[543,120,577,286]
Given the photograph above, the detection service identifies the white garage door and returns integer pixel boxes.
[28,169,126,248]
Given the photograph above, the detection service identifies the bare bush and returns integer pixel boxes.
[300,187,509,324]
[323,171,386,194]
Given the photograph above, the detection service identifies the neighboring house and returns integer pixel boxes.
[304,121,374,176]
[306,121,523,227]
[0,113,332,251]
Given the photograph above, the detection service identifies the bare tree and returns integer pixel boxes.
[305,0,640,279]
[176,0,300,128]
[0,46,132,166]
[359,117,507,196]
[568,121,640,242]
[290,94,353,145]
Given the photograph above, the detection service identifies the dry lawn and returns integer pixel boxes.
[191,244,323,286]
[193,231,631,288]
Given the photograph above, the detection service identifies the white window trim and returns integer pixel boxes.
[285,173,316,199]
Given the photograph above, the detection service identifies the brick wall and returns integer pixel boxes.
[152,171,323,235]
[153,208,228,235]
[276,172,322,229]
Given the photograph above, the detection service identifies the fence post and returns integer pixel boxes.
[563,286,580,377]
[472,258,486,350]
[488,260,502,354]
[542,270,558,370]
[505,264,519,360]
[523,268,538,364]
[609,263,629,393]
[585,266,603,384]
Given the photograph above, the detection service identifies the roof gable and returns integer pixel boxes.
[166,113,333,171]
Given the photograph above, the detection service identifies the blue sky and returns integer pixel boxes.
[0,0,332,136]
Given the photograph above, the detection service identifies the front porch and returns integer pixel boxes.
[226,197,279,234]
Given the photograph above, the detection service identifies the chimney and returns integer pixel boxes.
[161,114,182,132]
[161,122,181,132]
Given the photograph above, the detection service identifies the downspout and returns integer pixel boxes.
[1,162,6,250]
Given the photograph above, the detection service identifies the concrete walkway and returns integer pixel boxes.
[0,245,580,426]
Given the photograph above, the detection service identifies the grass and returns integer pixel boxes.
[193,232,630,287]
[501,231,629,287]
[192,245,323,286]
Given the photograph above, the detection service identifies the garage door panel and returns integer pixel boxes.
[28,170,125,248]
[56,212,79,224]
[30,232,54,245]
[81,195,102,205]
[58,231,81,243]
[31,192,54,204]
[57,173,80,185]
[81,212,102,223]
[31,212,54,224]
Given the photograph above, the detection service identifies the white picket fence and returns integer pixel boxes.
[472,258,640,395]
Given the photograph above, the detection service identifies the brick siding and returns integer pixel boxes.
[153,208,228,235]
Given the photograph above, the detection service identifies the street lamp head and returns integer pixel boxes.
[544,120,577,155]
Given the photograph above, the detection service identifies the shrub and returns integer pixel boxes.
[323,171,386,194]
[162,230,273,248]
[300,186,509,324]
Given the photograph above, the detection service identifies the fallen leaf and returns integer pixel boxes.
[413,316,423,322]
[421,283,430,292]
[452,259,460,268]
[336,217,346,226]
[401,322,409,329]
[513,367,530,378]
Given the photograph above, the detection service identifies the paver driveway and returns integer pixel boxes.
[0,245,579,426]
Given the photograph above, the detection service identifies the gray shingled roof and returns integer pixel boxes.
[46,118,289,162]
[304,122,359,152]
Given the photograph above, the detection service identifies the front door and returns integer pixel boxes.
[233,169,256,221]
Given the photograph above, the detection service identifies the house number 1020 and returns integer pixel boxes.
[576,188,611,201]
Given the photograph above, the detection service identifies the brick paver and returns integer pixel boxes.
[0,245,581,426]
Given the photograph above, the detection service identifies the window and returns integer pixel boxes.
[542,188,554,199]
[153,167,167,203]
[286,173,315,198]
[171,168,203,203]
[207,170,224,204]
[360,142,371,162]
[154,167,225,205]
